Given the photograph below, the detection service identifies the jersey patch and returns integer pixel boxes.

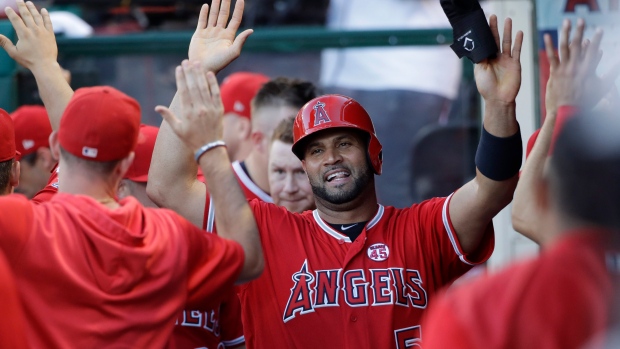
[313,101,331,126]
[367,243,389,262]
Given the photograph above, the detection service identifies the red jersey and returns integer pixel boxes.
[0,193,244,349]
[30,164,59,204]
[238,194,494,348]
[422,229,619,349]
[173,161,272,349]
[0,250,29,349]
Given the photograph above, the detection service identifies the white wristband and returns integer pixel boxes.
[194,140,226,163]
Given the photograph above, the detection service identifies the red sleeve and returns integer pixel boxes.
[219,294,245,348]
[0,251,29,349]
[0,195,34,262]
[422,294,475,349]
[412,194,494,284]
[31,163,59,204]
[183,221,245,309]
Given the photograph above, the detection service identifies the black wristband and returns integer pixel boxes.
[475,126,523,181]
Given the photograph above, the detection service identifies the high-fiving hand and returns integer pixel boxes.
[156,61,224,152]
[188,0,253,74]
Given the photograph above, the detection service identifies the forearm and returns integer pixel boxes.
[30,62,74,131]
[198,147,263,282]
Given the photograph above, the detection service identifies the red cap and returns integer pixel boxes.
[0,109,18,162]
[221,72,270,119]
[10,106,53,160]
[124,124,158,182]
[58,86,141,162]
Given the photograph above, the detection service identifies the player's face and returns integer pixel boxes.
[302,129,373,205]
[268,140,315,213]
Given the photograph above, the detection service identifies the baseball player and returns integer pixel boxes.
[157,2,524,347]
[268,116,315,213]
[0,249,28,349]
[423,19,620,349]
[10,105,54,198]
[0,108,20,195]
[117,124,159,207]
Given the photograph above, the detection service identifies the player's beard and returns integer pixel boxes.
[310,159,373,205]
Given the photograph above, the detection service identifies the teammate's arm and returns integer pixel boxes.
[448,15,522,254]
[147,0,252,227]
[0,0,73,131]
[157,62,263,282]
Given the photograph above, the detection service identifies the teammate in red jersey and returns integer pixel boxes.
[423,19,620,349]
[156,2,524,346]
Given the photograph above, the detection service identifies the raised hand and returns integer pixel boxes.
[0,0,57,71]
[474,15,524,105]
[188,0,253,74]
[156,61,224,152]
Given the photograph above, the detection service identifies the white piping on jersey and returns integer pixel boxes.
[313,204,385,243]
[442,193,474,266]
[232,161,273,203]
[221,335,245,347]
[205,162,273,233]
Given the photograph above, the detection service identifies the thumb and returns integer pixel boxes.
[155,106,181,129]
[231,29,253,54]
[0,34,17,57]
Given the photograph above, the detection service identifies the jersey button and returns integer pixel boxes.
[350,315,357,322]
[338,238,345,245]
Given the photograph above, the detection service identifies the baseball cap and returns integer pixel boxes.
[124,124,158,183]
[10,105,53,160]
[0,109,18,162]
[221,72,270,119]
[58,86,141,162]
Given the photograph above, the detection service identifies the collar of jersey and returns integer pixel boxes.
[313,205,385,243]
[232,161,273,203]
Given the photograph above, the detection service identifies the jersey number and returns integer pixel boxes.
[369,247,388,260]
[394,325,422,349]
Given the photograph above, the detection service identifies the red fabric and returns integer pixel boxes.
[30,164,59,204]
[124,124,159,182]
[58,86,141,161]
[173,162,273,349]
[0,250,29,349]
[0,108,18,162]
[422,230,617,349]
[10,105,52,160]
[0,194,244,349]
[238,195,494,348]
[526,105,579,158]
[221,72,269,119]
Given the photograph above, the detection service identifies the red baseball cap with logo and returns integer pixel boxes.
[11,105,53,160]
[0,109,18,162]
[124,124,158,183]
[58,86,141,162]
[221,72,270,119]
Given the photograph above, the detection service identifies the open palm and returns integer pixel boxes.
[474,16,523,104]
[188,0,253,74]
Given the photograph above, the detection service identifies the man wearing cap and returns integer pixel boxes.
[0,3,265,347]
[220,71,269,162]
[117,124,159,207]
[10,105,55,199]
[0,109,21,195]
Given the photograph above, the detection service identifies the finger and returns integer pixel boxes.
[544,33,559,72]
[584,29,604,72]
[559,19,571,62]
[4,7,28,37]
[41,8,54,32]
[183,62,205,110]
[216,0,231,28]
[502,17,513,55]
[569,18,585,65]
[26,1,43,26]
[228,0,245,30]
[16,0,35,27]
[231,29,253,54]
[489,15,501,50]
[206,71,223,112]
[155,106,181,129]
[0,34,18,57]
[176,64,192,114]
[196,4,209,30]
[512,30,524,61]
[207,0,220,27]
[193,61,211,102]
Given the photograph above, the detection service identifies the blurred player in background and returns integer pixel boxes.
[0,109,20,195]
[118,124,159,207]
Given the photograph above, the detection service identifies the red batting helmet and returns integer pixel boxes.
[292,95,383,174]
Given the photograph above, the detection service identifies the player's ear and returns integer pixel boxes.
[118,151,135,179]
[238,117,252,140]
[48,131,61,161]
[36,147,55,171]
[9,159,20,189]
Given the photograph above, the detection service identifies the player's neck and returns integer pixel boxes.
[243,152,270,194]
[58,170,121,209]
[315,184,379,225]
